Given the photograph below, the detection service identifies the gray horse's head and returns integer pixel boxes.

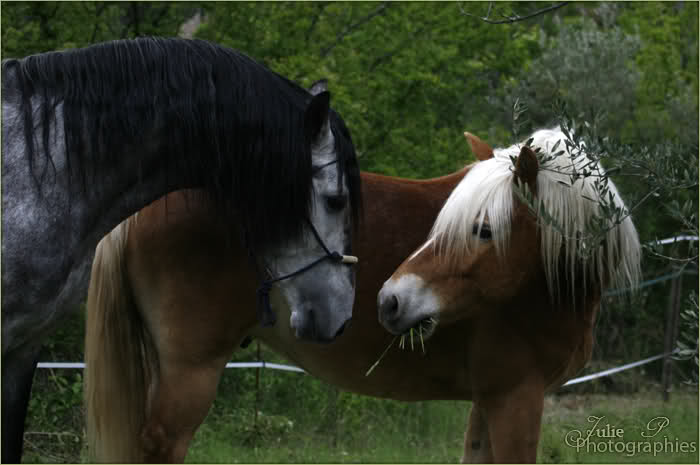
[262,83,358,342]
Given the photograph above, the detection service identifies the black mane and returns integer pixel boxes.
[3,37,361,249]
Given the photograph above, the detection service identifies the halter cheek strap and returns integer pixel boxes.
[255,159,358,327]
[256,220,358,327]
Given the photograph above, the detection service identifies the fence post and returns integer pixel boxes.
[661,271,683,402]
[330,386,339,447]
[255,341,261,429]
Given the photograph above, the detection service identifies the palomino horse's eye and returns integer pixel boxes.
[325,194,347,212]
[472,223,492,240]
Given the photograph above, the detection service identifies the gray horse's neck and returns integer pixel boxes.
[1,99,178,354]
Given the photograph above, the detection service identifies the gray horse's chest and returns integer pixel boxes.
[1,187,92,354]
[2,106,91,354]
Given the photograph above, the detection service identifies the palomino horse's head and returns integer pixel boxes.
[263,82,360,343]
[378,127,641,339]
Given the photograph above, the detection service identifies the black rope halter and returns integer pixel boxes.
[255,159,358,327]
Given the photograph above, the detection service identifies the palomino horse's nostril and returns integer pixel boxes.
[389,295,399,314]
[379,291,400,319]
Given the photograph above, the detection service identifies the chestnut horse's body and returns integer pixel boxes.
[87,127,636,462]
[85,168,469,462]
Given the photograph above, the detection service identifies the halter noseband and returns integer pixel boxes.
[256,159,358,327]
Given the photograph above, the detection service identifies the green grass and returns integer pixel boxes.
[22,327,698,463]
[184,385,698,464]
[186,398,466,463]
[538,392,699,463]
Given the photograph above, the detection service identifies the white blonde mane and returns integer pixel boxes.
[430,127,641,298]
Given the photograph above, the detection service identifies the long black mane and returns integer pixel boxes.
[2,37,361,249]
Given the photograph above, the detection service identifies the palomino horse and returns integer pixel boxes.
[379,128,641,462]
[2,38,361,462]
[85,163,469,462]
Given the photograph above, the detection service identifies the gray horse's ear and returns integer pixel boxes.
[309,79,328,96]
[515,145,539,192]
[305,90,331,142]
[464,132,493,161]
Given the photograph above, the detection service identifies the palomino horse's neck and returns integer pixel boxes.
[80,134,191,253]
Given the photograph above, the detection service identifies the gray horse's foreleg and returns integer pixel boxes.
[2,345,42,463]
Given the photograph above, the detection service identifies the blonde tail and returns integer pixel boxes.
[84,218,157,462]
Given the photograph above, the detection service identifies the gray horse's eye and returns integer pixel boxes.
[325,194,347,212]
[472,223,492,240]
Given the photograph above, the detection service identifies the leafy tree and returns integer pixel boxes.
[1,2,199,58]
[618,2,698,146]
[196,1,542,178]
[502,23,642,138]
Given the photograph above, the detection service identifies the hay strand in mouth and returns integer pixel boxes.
[366,317,437,376]
[419,325,425,354]
[365,335,398,377]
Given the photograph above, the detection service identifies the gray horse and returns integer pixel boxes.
[1,38,362,462]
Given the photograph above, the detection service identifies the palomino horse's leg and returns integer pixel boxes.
[141,355,229,463]
[478,379,545,463]
[461,403,493,463]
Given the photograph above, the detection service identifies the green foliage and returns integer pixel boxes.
[196,1,542,177]
[674,291,699,385]
[501,2,698,148]
[1,2,200,57]
[504,21,642,138]
[618,2,699,146]
[23,308,86,462]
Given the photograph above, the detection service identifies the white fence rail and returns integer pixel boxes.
[38,352,673,389]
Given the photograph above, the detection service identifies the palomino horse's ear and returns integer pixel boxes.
[515,145,539,191]
[309,79,329,96]
[464,132,494,161]
[305,90,331,142]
